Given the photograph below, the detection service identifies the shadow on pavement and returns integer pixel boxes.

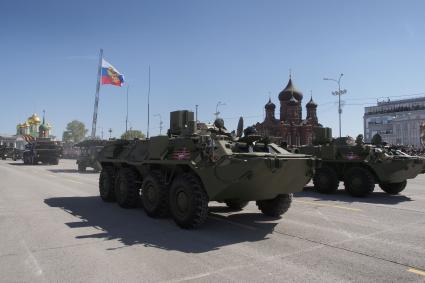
[8,162,59,167]
[48,169,99,174]
[8,162,28,166]
[44,196,278,253]
[296,185,412,205]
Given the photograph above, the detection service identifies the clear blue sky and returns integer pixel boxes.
[1,0,425,139]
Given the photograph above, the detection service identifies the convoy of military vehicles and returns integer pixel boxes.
[2,108,425,229]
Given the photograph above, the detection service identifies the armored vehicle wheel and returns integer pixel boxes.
[313,166,339,194]
[169,173,209,229]
[224,200,249,210]
[99,167,116,202]
[344,167,375,197]
[141,171,169,217]
[78,164,86,172]
[379,180,407,195]
[256,194,292,217]
[115,168,140,208]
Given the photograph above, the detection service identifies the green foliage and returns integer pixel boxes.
[371,133,382,145]
[121,130,145,140]
[62,120,88,143]
[355,134,364,145]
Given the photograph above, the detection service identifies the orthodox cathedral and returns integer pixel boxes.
[254,76,326,146]
[16,112,52,139]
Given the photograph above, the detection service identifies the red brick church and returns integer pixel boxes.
[254,76,325,146]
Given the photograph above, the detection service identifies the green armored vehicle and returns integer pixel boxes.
[23,138,62,165]
[75,140,109,172]
[297,137,425,197]
[0,145,22,161]
[97,110,317,229]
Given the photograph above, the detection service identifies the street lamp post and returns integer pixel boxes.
[214,101,226,120]
[324,74,347,138]
[154,114,163,135]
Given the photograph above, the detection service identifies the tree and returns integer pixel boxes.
[62,120,88,143]
[121,130,145,140]
[371,133,382,145]
[355,134,364,145]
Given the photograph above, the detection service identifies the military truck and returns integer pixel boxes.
[75,140,109,172]
[97,110,318,229]
[23,138,62,165]
[0,145,23,161]
[297,138,425,197]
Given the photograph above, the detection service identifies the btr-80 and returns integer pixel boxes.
[97,110,318,229]
[297,138,424,197]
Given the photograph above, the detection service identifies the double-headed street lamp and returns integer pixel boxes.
[214,101,226,120]
[323,74,347,138]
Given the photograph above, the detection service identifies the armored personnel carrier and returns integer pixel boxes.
[23,138,62,165]
[97,110,317,229]
[75,140,109,172]
[297,138,425,197]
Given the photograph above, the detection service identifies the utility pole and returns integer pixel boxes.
[147,66,151,139]
[324,74,347,138]
[125,84,129,133]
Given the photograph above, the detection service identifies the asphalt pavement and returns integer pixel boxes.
[1,159,425,282]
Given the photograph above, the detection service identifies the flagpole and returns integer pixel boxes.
[126,84,129,133]
[91,48,103,139]
[147,66,150,139]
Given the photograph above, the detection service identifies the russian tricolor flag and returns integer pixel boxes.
[101,59,124,87]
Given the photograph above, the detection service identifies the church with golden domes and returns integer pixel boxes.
[16,112,52,139]
[254,76,326,146]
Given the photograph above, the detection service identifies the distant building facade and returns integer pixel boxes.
[364,97,425,147]
[0,134,26,150]
[254,76,326,146]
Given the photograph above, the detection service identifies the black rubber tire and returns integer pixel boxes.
[169,173,209,229]
[99,166,116,202]
[78,164,86,172]
[141,171,169,217]
[344,167,375,197]
[379,180,407,195]
[313,166,339,194]
[224,200,249,210]
[256,194,292,217]
[115,168,140,208]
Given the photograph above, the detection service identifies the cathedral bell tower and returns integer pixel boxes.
[306,92,318,125]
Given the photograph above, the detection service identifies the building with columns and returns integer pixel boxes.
[255,76,326,146]
[364,97,425,147]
